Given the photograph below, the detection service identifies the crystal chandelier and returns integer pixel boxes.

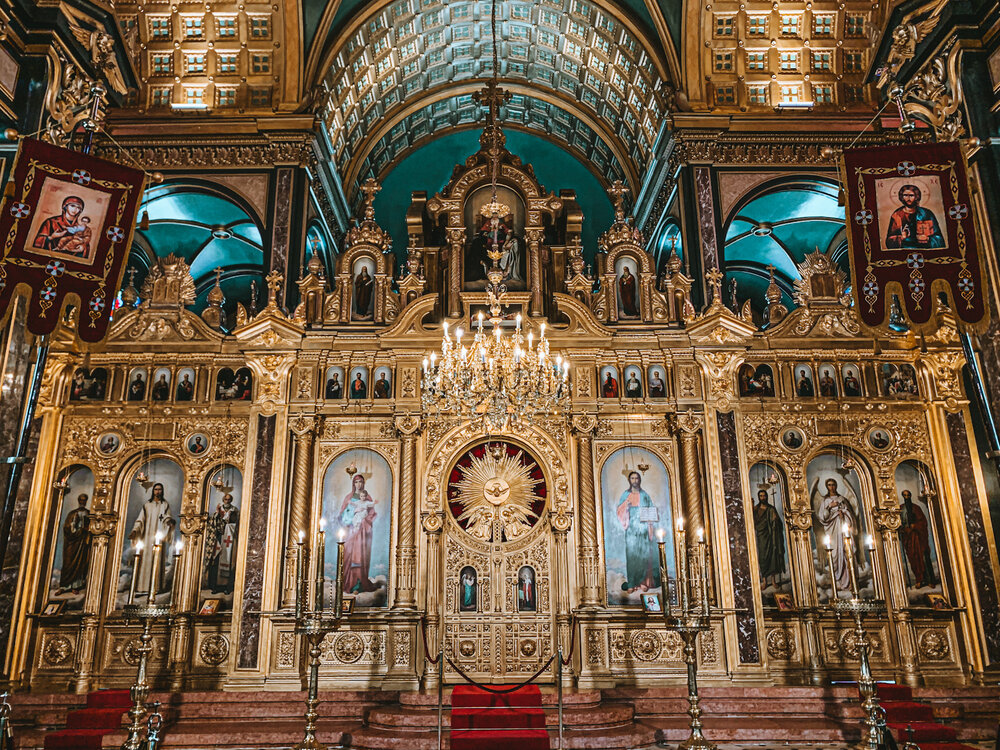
[420,0,570,433]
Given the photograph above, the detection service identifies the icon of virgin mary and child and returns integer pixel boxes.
[337,474,381,595]
[33,196,94,258]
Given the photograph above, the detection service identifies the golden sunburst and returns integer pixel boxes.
[452,446,543,541]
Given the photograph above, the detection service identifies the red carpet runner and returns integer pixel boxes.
[451,684,549,750]
[874,684,977,750]
[44,689,131,750]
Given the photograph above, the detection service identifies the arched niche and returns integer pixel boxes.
[894,460,947,605]
[199,464,244,610]
[748,461,793,604]
[45,465,95,612]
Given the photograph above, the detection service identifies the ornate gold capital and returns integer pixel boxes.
[289,414,317,437]
[395,415,422,436]
[571,414,597,436]
[421,511,444,534]
[922,349,966,411]
[674,409,704,436]
[873,508,903,532]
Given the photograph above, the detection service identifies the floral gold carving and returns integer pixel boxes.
[333,633,365,663]
[199,634,230,666]
[766,628,796,661]
[917,629,950,660]
[630,630,661,662]
[42,634,73,666]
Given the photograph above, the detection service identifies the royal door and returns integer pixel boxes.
[440,439,555,682]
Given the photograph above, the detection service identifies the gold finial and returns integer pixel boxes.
[207,267,225,305]
[705,266,724,297]
[360,178,381,221]
[765,264,782,304]
[609,180,628,222]
[265,270,283,308]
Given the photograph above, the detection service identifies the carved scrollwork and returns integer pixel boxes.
[917,629,950,660]
[766,628,797,660]
[630,630,662,662]
[42,635,73,666]
[199,634,230,666]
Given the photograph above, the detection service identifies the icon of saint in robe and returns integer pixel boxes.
[205,493,239,595]
[899,490,936,589]
[602,372,619,398]
[616,471,658,594]
[618,266,639,318]
[459,566,477,612]
[338,474,378,594]
[517,566,536,611]
[812,478,859,594]
[57,494,90,594]
[326,373,342,399]
[128,483,176,596]
[753,489,785,587]
[354,266,374,319]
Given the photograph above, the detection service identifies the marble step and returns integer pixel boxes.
[366,702,635,731]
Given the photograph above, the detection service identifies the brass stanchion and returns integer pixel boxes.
[120,602,170,750]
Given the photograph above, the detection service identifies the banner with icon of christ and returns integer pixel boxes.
[841,141,986,333]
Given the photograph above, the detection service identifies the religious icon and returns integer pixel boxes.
[817,365,838,398]
[600,366,620,398]
[97,432,121,455]
[926,593,948,610]
[780,428,804,451]
[842,364,863,397]
[750,464,787,591]
[616,470,659,595]
[738,364,775,398]
[352,258,375,321]
[794,365,815,398]
[47,466,93,608]
[602,448,672,607]
[616,259,640,319]
[69,367,107,401]
[878,179,946,250]
[866,428,891,451]
[517,565,537,612]
[807,455,872,601]
[337,472,380,596]
[125,470,179,602]
[28,187,107,263]
[175,368,195,401]
[205,491,239,595]
[151,367,171,401]
[199,598,221,615]
[896,461,942,601]
[325,366,344,399]
[42,601,64,616]
[640,593,662,613]
[127,368,147,401]
[623,366,643,398]
[459,566,478,612]
[773,593,795,611]
[55,492,90,596]
[373,369,391,399]
[647,367,666,399]
[464,187,526,290]
[349,367,368,399]
[186,433,210,455]
[216,367,254,400]
[881,363,919,398]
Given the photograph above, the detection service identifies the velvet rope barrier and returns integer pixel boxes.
[445,653,557,695]
[420,617,441,665]
[560,615,578,667]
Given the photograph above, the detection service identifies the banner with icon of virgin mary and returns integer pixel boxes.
[841,141,986,333]
[0,137,145,342]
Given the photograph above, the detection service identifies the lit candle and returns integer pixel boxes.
[823,534,838,600]
[335,528,345,618]
[866,534,881,599]
[169,539,184,609]
[128,541,144,605]
[698,528,709,615]
[656,528,672,617]
[316,518,327,612]
[295,530,305,619]
[677,518,688,612]
[149,533,164,602]
[843,523,859,598]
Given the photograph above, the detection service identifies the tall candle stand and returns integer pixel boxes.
[657,524,716,750]
[823,533,888,750]
[121,535,179,750]
[293,529,347,750]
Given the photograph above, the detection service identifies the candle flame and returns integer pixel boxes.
[298,530,305,543]
[135,540,145,552]
[337,528,345,542]
[697,527,704,542]
[677,518,684,532]
[865,534,874,549]
[656,527,665,541]
[175,539,184,553]
[823,534,832,549]
[841,522,850,537]
[154,532,163,545]
[319,516,327,530]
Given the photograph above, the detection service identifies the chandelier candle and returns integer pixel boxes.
[677,519,688,611]
[698,528,709,614]
[865,534,882,599]
[823,535,837,599]
[127,541,144,605]
[843,524,859,598]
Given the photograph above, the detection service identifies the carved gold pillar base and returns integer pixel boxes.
[801,610,825,686]
[72,615,100,694]
[168,614,192,692]
[422,513,443,688]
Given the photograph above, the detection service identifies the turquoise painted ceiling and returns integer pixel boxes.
[124,183,264,321]
[723,180,847,313]
[372,128,614,261]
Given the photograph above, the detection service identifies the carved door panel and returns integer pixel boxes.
[440,440,554,683]
[443,532,554,682]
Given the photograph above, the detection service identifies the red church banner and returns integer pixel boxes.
[841,141,987,333]
[0,138,145,342]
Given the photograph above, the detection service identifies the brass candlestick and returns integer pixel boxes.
[293,532,347,750]
[657,525,716,750]
[824,532,887,750]
[120,602,171,750]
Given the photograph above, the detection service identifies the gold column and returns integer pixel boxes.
[573,416,601,606]
[874,498,920,685]
[675,411,705,531]
[526,228,544,316]
[422,512,443,687]
[72,504,115,694]
[446,227,466,319]
[168,502,204,691]
[394,416,420,609]
[282,415,316,609]
[552,511,573,685]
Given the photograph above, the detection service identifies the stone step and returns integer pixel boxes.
[366,702,635,731]
[398,687,603,709]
